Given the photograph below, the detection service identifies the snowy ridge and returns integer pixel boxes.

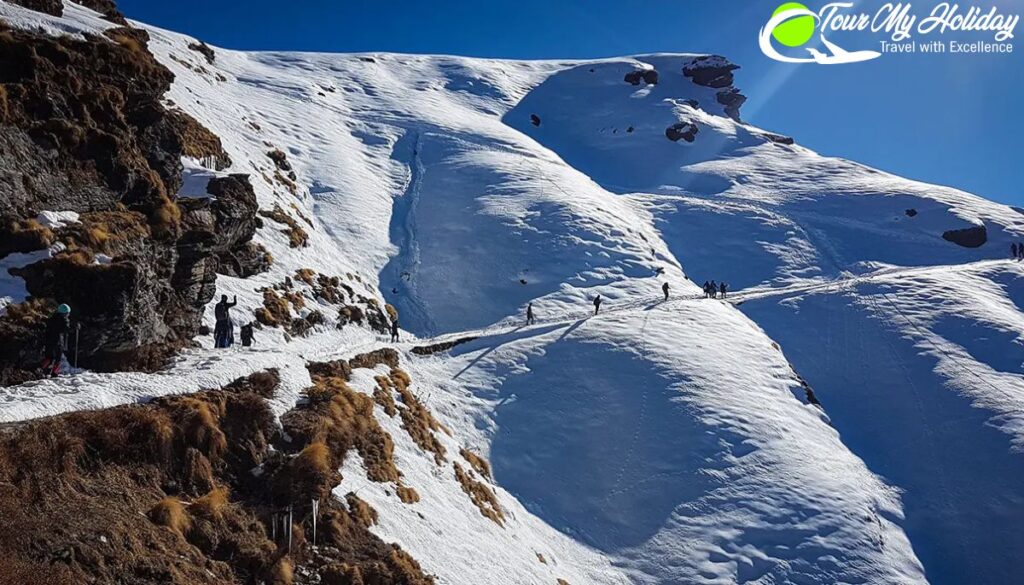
[2,2,1024,583]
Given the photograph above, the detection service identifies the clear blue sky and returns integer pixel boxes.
[120,0,1022,206]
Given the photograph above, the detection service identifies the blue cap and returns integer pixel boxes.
[56,304,71,315]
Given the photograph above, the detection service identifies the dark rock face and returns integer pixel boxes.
[624,69,658,86]
[73,0,129,24]
[761,132,795,145]
[7,0,62,16]
[716,88,747,122]
[0,19,258,383]
[187,41,215,64]
[683,55,739,88]
[665,122,699,143]
[905,208,918,217]
[942,225,987,248]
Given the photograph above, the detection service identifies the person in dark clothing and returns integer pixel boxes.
[526,302,536,325]
[702,281,711,298]
[41,304,72,377]
[719,282,728,299]
[662,282,670,301]
[240,323,255,347]
[390,319,400,343]
[214,295,237,348]
[593,294,602,315]
[709,280,718,299]
[1013,243,1018,260]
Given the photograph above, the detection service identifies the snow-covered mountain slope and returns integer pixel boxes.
[2,2,1023,584]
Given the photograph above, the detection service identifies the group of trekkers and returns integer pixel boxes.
[1011,243,1024,260]
[213,295,256,349]
[524,279,727,325]
[702,280,728,299]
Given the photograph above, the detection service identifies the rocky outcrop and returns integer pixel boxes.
[716,88,747,122]
[683,55,739,88]
[0,16,258,382]
[530,113,541,127]
[187,40,216,64]
[666,122,699,143]
[761,131,795,145]
[624,68,658,86]
[7,0,61,16]
[942,225,987,248]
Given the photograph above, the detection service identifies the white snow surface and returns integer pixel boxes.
[2,5,1024,584]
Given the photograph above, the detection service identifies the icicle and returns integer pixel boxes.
[287,504,294,551]
[312,498,319,546]
[271,512,277,541]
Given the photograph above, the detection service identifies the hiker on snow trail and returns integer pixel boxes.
[593,294,602,315]
[703,281,711,298]
[662,282,670,301]
[240,323,255,348]
[526,302,536,325]
[41,304,72,377]
[719,282,728,299]
[709,280,718,299]
[390,319,400,343]
[214,295,237,348]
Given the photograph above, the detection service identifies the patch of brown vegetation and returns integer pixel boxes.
[295,267,317,285]
[392,367,448,463]
[0,368,434,583]
[385,303,399,322]
[454,463,504,525]
[396,484,421,504]
[374,374,399,417]
[0,217,54,256]
[256,288,292,327]
[166,109,232,170]
[459,448,492,479]
[557,580,571,585]
[346,492,379,527]
[67,209,150,256]
[259,204,309,248]
[284,360,401,485]
[536,552,547,564]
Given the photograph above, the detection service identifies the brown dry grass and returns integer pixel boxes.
[454,463,504,525]
[271,557,294,585]
[385,303,399,322]
[72,210,150,255]
[459,448,492,479]
[0,218,54,255]
[346,492,379,527]
[0,297,54,328]
[256,288,292,327]
[392,368,447,463]
[536,552,547,564]
[190,485,230,520]
[396,484,420,504]
[295,268,317,285]
[150,497,192,536]
[259,205,308,248]
[0,367,435,584]
[373,374,399,417]
[557,580,571,585]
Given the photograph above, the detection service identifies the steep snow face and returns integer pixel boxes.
[2,3,1021,583]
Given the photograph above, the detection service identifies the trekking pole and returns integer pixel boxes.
[74,323,80,369]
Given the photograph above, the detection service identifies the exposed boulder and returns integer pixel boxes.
[665,122,699,143]
[942,225,987,248]
[683,55,739,88]
[905,209,918,217]
[761,131,795,145]
[624,68,659,86]
[187,40,216,64]
[717,88,747,121]
[530,113,541,127]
